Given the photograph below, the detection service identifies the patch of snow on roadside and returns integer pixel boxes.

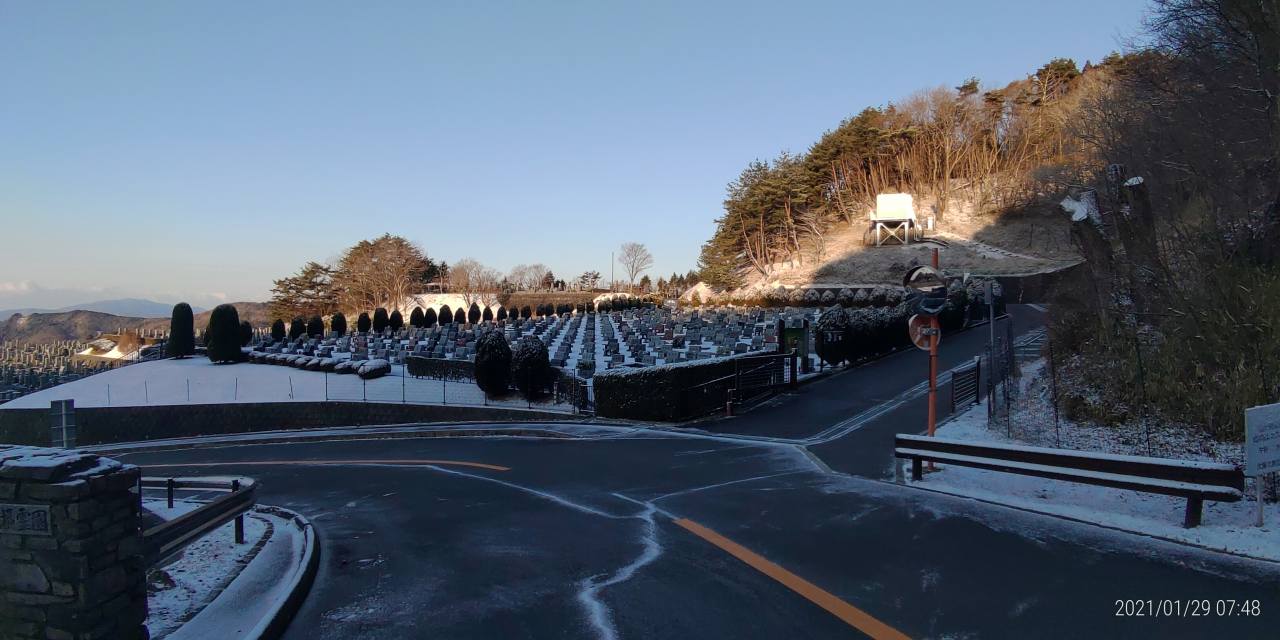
[918,376,1280,561]
[146,510,269,639]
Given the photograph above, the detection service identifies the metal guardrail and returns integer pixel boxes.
[893,434,1244,527]
[140,476,258,563]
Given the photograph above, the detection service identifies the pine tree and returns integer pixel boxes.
[289,317,305,340]
[166,303,195,358]
[270,318,286,342]
[205,304,243,363]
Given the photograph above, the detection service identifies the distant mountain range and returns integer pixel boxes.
[0,298,203,321]
[0,302,271,345]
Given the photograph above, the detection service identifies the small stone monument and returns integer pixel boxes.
[0,446,147,640]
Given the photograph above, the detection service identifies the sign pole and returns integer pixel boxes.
[1245,403,1280,527]
[928,317,938,438]
[1258,477,1265,528]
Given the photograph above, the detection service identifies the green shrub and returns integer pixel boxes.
[439,305,452,324]
[239,320,253,346]
[511,336,551,399]
[307,315,324,337]
[166,303,195,358]
[468,303,481,324]
[373,307,389,333]
[331,312,347,336]
[594,354,782,421]
[474,330,512,396]
[389,309,404,331]
[453,307,465,324]
[289,317,305,340]
[357,312,371,333]
[270,318,286,342]
[409,307,425,327]
[423,307,437,327]
[205,304,243,364]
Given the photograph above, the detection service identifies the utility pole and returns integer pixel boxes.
[927,248,940,441]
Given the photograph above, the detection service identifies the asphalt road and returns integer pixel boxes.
[124,432,1277,639]
[117,305,1279,638]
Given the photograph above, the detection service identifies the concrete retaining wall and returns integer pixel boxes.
[0,402,575,447]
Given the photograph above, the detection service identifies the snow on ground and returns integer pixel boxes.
[912,359,1279,561]
[0,356,573,412]
[145,501,269,639]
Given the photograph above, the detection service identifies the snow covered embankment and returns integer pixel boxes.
[910,359,1279,562]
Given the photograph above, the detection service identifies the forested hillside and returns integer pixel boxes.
[697,56,1100,291]
[698,0,1280,440]
[1047,0,1280,439]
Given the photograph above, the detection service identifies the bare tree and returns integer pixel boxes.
[617,242,654,292]
[451,258,501,307]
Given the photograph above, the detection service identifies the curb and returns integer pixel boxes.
[247,506,321,640]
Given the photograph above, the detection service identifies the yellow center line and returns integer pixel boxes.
[140,459,511,472]
[674,518,911,640]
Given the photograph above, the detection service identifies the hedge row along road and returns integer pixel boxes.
[117,306,1277,639]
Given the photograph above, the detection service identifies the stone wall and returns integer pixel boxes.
[0,401,576,447]
[0,446,146,640]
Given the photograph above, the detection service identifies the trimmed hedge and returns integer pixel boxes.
[593,354,783,421]
[405,356,475,381]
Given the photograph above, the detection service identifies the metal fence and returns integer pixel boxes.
[140,475,257,564]
[951,356,981,412]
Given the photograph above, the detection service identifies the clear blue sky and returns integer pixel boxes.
[0,0,1148,308]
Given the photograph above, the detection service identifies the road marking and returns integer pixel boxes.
[141,459,511,472]
[674,518,911,640]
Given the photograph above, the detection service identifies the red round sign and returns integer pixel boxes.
[908,314,939,350]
